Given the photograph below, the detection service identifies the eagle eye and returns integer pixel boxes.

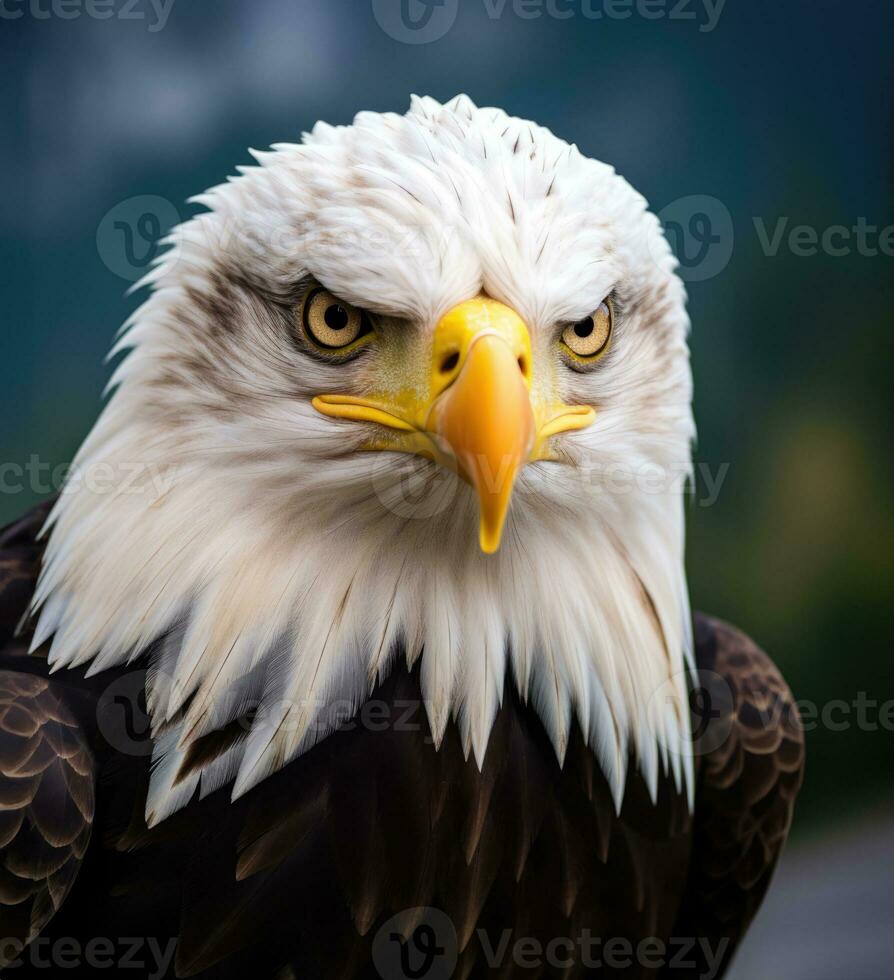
[561,298,613,363]
[300,287,373,353]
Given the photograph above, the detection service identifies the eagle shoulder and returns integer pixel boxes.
[670,612,805,977]
[0,670,95,965]
[0,503,96,963]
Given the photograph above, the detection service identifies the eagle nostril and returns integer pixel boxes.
[440,351,460,374]
[517,355,528,376]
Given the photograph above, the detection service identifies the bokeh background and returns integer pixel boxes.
[3,0,893,975]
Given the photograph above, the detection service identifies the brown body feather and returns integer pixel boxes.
[0,503,803,978]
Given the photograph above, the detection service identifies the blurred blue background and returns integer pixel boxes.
[3,1,893,974]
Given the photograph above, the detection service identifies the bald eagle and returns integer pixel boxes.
[0,96,802,979]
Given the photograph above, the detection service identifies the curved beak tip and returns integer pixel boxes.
[479,519,505,555]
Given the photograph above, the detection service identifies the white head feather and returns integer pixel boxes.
[32,95,695,825]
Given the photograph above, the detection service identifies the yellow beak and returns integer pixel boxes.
[427,303,535,552]
[313,297,594,553]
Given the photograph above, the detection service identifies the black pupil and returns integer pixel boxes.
[324,304,350,331]
[574,318,594,338]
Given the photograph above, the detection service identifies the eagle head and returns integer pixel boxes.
[34,95,695,824]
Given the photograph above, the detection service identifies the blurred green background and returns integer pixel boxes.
[3,1,893,969]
